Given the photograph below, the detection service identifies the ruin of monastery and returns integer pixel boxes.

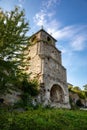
[25,29,70,108]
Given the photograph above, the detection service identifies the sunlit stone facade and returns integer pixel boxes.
[26,29,70,108]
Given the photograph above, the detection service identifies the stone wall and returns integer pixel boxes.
[43,57,66,83]
[0,89,21,105]
[25,44,43,83]
[39,42,61,64]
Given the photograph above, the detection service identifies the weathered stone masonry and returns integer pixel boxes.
[26,29,70,108]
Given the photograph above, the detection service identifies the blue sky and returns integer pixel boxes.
[0,0,87,89]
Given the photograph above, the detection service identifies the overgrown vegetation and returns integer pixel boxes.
[68,85,87,99]
[0,108,87,130]
[14,78,40,109]
[68,84,87,108]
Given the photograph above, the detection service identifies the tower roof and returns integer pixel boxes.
[30,28,57,42]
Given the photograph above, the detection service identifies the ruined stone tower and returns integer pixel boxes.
[26,29,70,108]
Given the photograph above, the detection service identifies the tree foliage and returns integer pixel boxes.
[0,7,29,93]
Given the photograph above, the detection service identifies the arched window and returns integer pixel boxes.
[47,36,52,43]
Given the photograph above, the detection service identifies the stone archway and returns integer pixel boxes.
[50,84,64,103]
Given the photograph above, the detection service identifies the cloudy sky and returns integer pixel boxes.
[0,0,87,89]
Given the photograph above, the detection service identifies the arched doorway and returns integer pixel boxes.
[50,84,64,103]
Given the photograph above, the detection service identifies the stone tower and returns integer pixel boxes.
[26,29,70,108]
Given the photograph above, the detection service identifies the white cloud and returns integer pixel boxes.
[42,0,61,9]
[34,0,61,27]
[34,10,47,26]
[47,26,76,39]
[48,25,86,40]
[18,0,25,8]
[47,25,87,51]
[34,0,87,52]
[34,2,62,34]
[71,35,87,51]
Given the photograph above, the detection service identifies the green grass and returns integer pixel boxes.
[0,108,87,130]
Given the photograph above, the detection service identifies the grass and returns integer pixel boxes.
[0,108,87,130]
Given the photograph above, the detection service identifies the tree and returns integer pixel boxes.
[83,84,87,90]
[0,7,29,93]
